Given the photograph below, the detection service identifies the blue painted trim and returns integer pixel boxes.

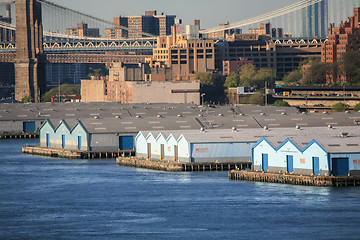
[135,132,144,141]
[155,133,166,141]
[39,119,55,132]
[253,137,329,154]
[70,120,89,135]
[54,120,71,133]
[145,133,155,141]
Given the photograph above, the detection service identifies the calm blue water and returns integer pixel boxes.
[1,140,360,240]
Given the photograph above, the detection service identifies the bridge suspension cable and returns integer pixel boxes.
[38,0,155,38]
[200,0,326,34]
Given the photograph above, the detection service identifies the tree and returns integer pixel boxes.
[195,72,216,87]
[354,103,360,112]
[238,64,275,89]
[272,100,290,107]
[42,84,81,102]
[302,61,330,85]
[342,50,360,85]
[22,96,33,103]
[283,69,302,85]
[332,102,348,112]
[248,91,264,105]
[224,73,240,88]
[87,66,108,79]
[239,64,257,87]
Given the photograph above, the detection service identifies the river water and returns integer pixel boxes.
[1,139,360,240]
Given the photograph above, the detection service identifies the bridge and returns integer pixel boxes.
[0,0,359,102]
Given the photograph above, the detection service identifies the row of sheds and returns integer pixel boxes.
[136,126,360,176]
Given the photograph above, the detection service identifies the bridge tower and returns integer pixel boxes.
[14,0,45,102]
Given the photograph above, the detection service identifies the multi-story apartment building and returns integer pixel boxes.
[105,11,176,39]
[66,23,100,38]
[322,7,360,83]
[151,26,215,80]
[216,34,323,78]
[207,23,242,39]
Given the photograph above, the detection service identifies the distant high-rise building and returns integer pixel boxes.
[301,0,328,37]
[105,10,177,39]
[66,23,100,38]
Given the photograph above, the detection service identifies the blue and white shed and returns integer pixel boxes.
[252,126,360,176]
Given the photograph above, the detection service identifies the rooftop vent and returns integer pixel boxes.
[345,111,350,114]
[239,113,245,116]
[177,114,182,118]
[157,115,162,118]
[340,132,349,138]
[94,116,99,119]
[260,113,266,116]
[218,114,223,117]
[323,111,328,114]
[281,112,286,116]
[136,115,141,118]
[200,127,205,132]
[232,127,237,132]
[328,124,333,129]
[296,125,301,130]
[302,112,307,115]
[115,116,120,119]
[198,114,203,117]
[264,126,269,131]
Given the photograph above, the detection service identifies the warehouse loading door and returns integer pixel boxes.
[119,136,134,150]
[23,121,35,132]
[332,158,349,176]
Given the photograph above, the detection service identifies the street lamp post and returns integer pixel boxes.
[201,93,206,105]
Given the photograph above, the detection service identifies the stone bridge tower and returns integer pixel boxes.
[14,0,44,102]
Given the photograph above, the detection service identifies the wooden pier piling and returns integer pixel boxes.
[229,170,360,187]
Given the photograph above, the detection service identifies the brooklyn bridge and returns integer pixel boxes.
[0,0,359,102]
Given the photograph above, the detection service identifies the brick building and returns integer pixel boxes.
[66,23,100,38]
[150,25,215,80]
[105,10,176,39]
[81,62,200,104]
[322,8,360,84]
[207,23,242,39]
[223,58,254,76]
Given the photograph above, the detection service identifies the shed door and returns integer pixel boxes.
[62,135,65,149]
[332,158,349,176]
[161,144,165,160]
[78,136,82,150]
[287,155,294,173]
[174,145,178,162]
[46,133,50,148]
[262,154,268,171]
[313,157,320,175]
[147,143,151,159]
[23,121,35,132]
[119,136,134,150]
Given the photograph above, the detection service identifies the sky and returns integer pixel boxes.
[50,0,301,29]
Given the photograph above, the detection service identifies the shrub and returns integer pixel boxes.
[332,102,347,112]
[355,103,360,112]
[272,100,290,107]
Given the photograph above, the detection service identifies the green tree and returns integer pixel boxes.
[342,50,360,85]
[42,84,81,102]
[22,96,33,103]
[332,102,348,112]
[272,100,290,107]
[283,69,302,85]
[239,64,257,87]
[302,61,331,85]
[87,66,108,79]
[248,91,264,105]
[224,73,240,88]
[354,103,360,112]
[253,68,275,89]
[195,72,216,87]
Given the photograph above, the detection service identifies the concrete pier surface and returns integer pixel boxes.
[229,170,360,187]
[116,157,252,172]
[22,146,135,159]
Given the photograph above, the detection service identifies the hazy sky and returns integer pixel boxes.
[50,0,300,29]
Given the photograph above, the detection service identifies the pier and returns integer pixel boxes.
[0,132,39,140]
[22,146,135,159]
[229,170,360,187]
[116,157,252,172]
